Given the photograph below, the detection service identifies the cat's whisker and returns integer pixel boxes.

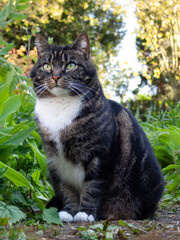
[72,82,96,95]
[36,86,47,96]
[71,83,96,102]
[69,83,94,101]
[74,82,96,93]
[34,83,46,91]
[70,85,93,104]
[67,85,86,102]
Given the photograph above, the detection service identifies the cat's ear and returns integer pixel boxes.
[35,33,50,57]
[72,31,90,60]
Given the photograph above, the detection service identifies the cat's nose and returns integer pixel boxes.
[52,75,60,82]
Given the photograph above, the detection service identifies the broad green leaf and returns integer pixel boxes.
[0,36,7,46]
[32,169,40,184]
[32,194,44,211]
[16,4,29,11]
[0,95,21,125]
[0,167,7,178]
[27,139,47,178]
[0,5,9,23]
[11,191,28,206]
[0,202,26,224]
[0,125,36,148]
[17,0,29,3]
[118,219,128,226]
[169,127,180,150]
[0,122,29,146]
[90,223,104,230]
[0,217,9,226]
[105,232,114,240]
[9,12,27,21]
[0,161,34,190]
[42,208,63,226]
[0,84,9,113]
[162,164,180,172]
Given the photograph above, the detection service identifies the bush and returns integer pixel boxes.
[140,102,180,205]
[0,0,57,225]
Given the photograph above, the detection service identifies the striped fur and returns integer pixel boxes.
[30,32,164,222]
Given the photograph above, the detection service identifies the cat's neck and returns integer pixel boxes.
[35,95,82,133]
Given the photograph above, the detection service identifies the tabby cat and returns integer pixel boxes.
[30,31,164,222]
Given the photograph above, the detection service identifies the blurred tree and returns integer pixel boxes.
[0,0,125,65]
[135,0,180,101]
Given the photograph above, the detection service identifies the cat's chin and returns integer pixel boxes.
[49,87,70,97]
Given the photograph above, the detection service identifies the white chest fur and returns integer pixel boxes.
[35,95,85,192]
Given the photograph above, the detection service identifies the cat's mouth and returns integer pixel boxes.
[49,78,66,89]
[48,79,70,96]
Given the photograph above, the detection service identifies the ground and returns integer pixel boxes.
[2,205,180,240]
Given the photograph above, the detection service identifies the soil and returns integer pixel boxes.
[8,206,180,240]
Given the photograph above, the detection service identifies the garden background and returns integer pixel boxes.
[0,0,179,239]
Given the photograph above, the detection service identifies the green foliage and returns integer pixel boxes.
[0,0,125,67]
[0,201,26,224]
[78,220,144,239]
[0,0,53,227]
[42,208,63,226]
[0,3,179,237]
[141,102,180,205]
[0,0,28,29]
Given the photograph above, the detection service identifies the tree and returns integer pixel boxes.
[0,0,125,65]
[135,0,180,101]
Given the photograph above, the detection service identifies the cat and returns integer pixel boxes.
[30,31,164,222]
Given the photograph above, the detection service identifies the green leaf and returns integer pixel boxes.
[11,191,28,206]
[0,95,21,125]
[0,167,7,178]
[162,164,180,172]
[0,43,13,56]
[27,139,47,178]
[16,4,29,11]
[0,161,34,190]
[32,169,40,184]
[42,208,63,226]
[0,217,9,226]
[105,232,114,240]
[0,84,9,113]
[9,12,27,21]
[32,194,44,211]
[0,202,26,224]
[90,223,104,230]
[0,125,36,148]
[17,0,29,3]
[0,36,7,46]
[169,127,180,150]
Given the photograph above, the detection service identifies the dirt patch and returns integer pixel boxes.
[6,206,180,240]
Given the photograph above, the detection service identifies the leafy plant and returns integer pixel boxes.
[42,208,63,226]
[141,102,180,205]
[78,220,146,240]
[0,0,54,226]
[0,201,26,224]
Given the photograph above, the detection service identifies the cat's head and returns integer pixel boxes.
[30,31,97,98]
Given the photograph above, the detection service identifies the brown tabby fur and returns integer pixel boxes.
[30,31,164,221]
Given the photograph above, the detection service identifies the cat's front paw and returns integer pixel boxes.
[59,211,73,222]
[74,212,95,222]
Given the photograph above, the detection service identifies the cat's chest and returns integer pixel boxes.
[35,96,85,191]
[35,96,82,141]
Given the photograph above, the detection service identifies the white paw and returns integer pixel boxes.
[59,211,73,222]
[74,212,95,222]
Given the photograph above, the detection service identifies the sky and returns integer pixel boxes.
[114,0,151,100]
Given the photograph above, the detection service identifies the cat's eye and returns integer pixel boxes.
[43,63,52,72]
[66,62,76,71]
